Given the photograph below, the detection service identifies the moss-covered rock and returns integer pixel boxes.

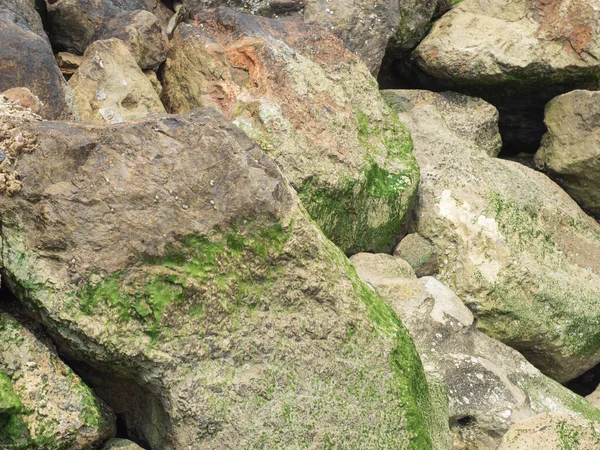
[0,312,115,449]
[0,104,434,449]
[162,8,419,255]
[384,89,600,383]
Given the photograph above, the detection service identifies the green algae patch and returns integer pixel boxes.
[74,220,292,342]
[298,111,419,255]
[0,372,21,426]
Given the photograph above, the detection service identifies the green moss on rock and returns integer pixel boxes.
[0,372,21,426]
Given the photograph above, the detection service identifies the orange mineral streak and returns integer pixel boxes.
[533,0,594,54]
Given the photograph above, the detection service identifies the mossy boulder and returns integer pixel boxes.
[162,8,419,255]
[352,253,600,449]
[384,89,600,383]
[0,103,434,449]
[0,311,115,449]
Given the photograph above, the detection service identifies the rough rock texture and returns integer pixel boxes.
[351,252,600,449]
[180,1,399,74]
[0,0,46,38]
[497,414,600,450]
[1,88,43,116]
[0,311,115,449]
[394,233,439,277]
[387,0,436,58]
[534,90,600,219]
[412,0,600,153]
[0,106,437,449]
[95,10,168,70]
[383,89,600,383]
[162,8,419,255]
[47,0,173,55]
[57,52,84,80]
[70,39,166,124]
[587,386,600,409]
[0,12,77,120]
[102,438,145,450]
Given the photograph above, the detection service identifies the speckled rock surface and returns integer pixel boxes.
[94,10,168,70]
[352,253,600,449]
[69,39,166,124]
[387,0,437,58]
[535,90,600,219]
[384,89,600,383]
[102,438,145,449]
[0,311,115,449]
[0,106,436,449]
[394,233,439,277]
[497,414,600,450]
[162,8,419,255]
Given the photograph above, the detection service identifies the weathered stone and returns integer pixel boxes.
[587,385,600,409]
[497,414,600,450]
[162,8,419,255]
[384,89,600,383]
[0,106,436,449]
[1,88,43,115]
[534,90,600,219]
[102,438,144,450]
[0,15,77,120]
[0,311,115,449]
[0,0,46,38]
[47,0,173,55]
[56,52,84,79]
[70,39,166,124]
[180,1,399,74]
[352,252,600,449]
[387,0,436,58]
[144,70,162,96]
[95,10,168,70]
[412,0,600,153]
[394,233,439,277]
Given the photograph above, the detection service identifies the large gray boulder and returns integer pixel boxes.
[351,252,600,449]
[162,8,419,255]
[534,90,600,219]
[0,97,437,449]
[0,310,115,449]
[387,0,437,58]
[383,89,600,383]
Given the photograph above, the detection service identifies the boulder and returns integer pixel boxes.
[351,252,600,449]
[94,10,168,70]
[587,385,600,409]
[387,0,437,58]
[497,414,600,450]
[534,90,600,219]
[162,8,419,255]
[0,311,115,448]
[1,88,43,115]
[0,0,46,38]
[47,0,173,55]
[412,0,600,153]
[383,89,600,383]
[0,15,77,120]
[102,438,144,450]
[179,1,399,74]
[0,102,437,449]
[394,233,439,277]
[56,52,84,80]
[70,39,166,124]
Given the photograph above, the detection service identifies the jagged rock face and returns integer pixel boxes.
[0,10,78,120]
[387,0,437,58]
[46,0,172,55]
[534,90,600,219]
[94,10,168,70]
[0,311,115,449]
[351,253,600,449]
[411,0,600,153]
[0,0,47,38]
[393,233,439,277]
[383,89,600,383]
[497,414,600,449]
[69,39,166,124]
[162,8,419,255]
[180,1,399,74]
[0,104,436,449]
